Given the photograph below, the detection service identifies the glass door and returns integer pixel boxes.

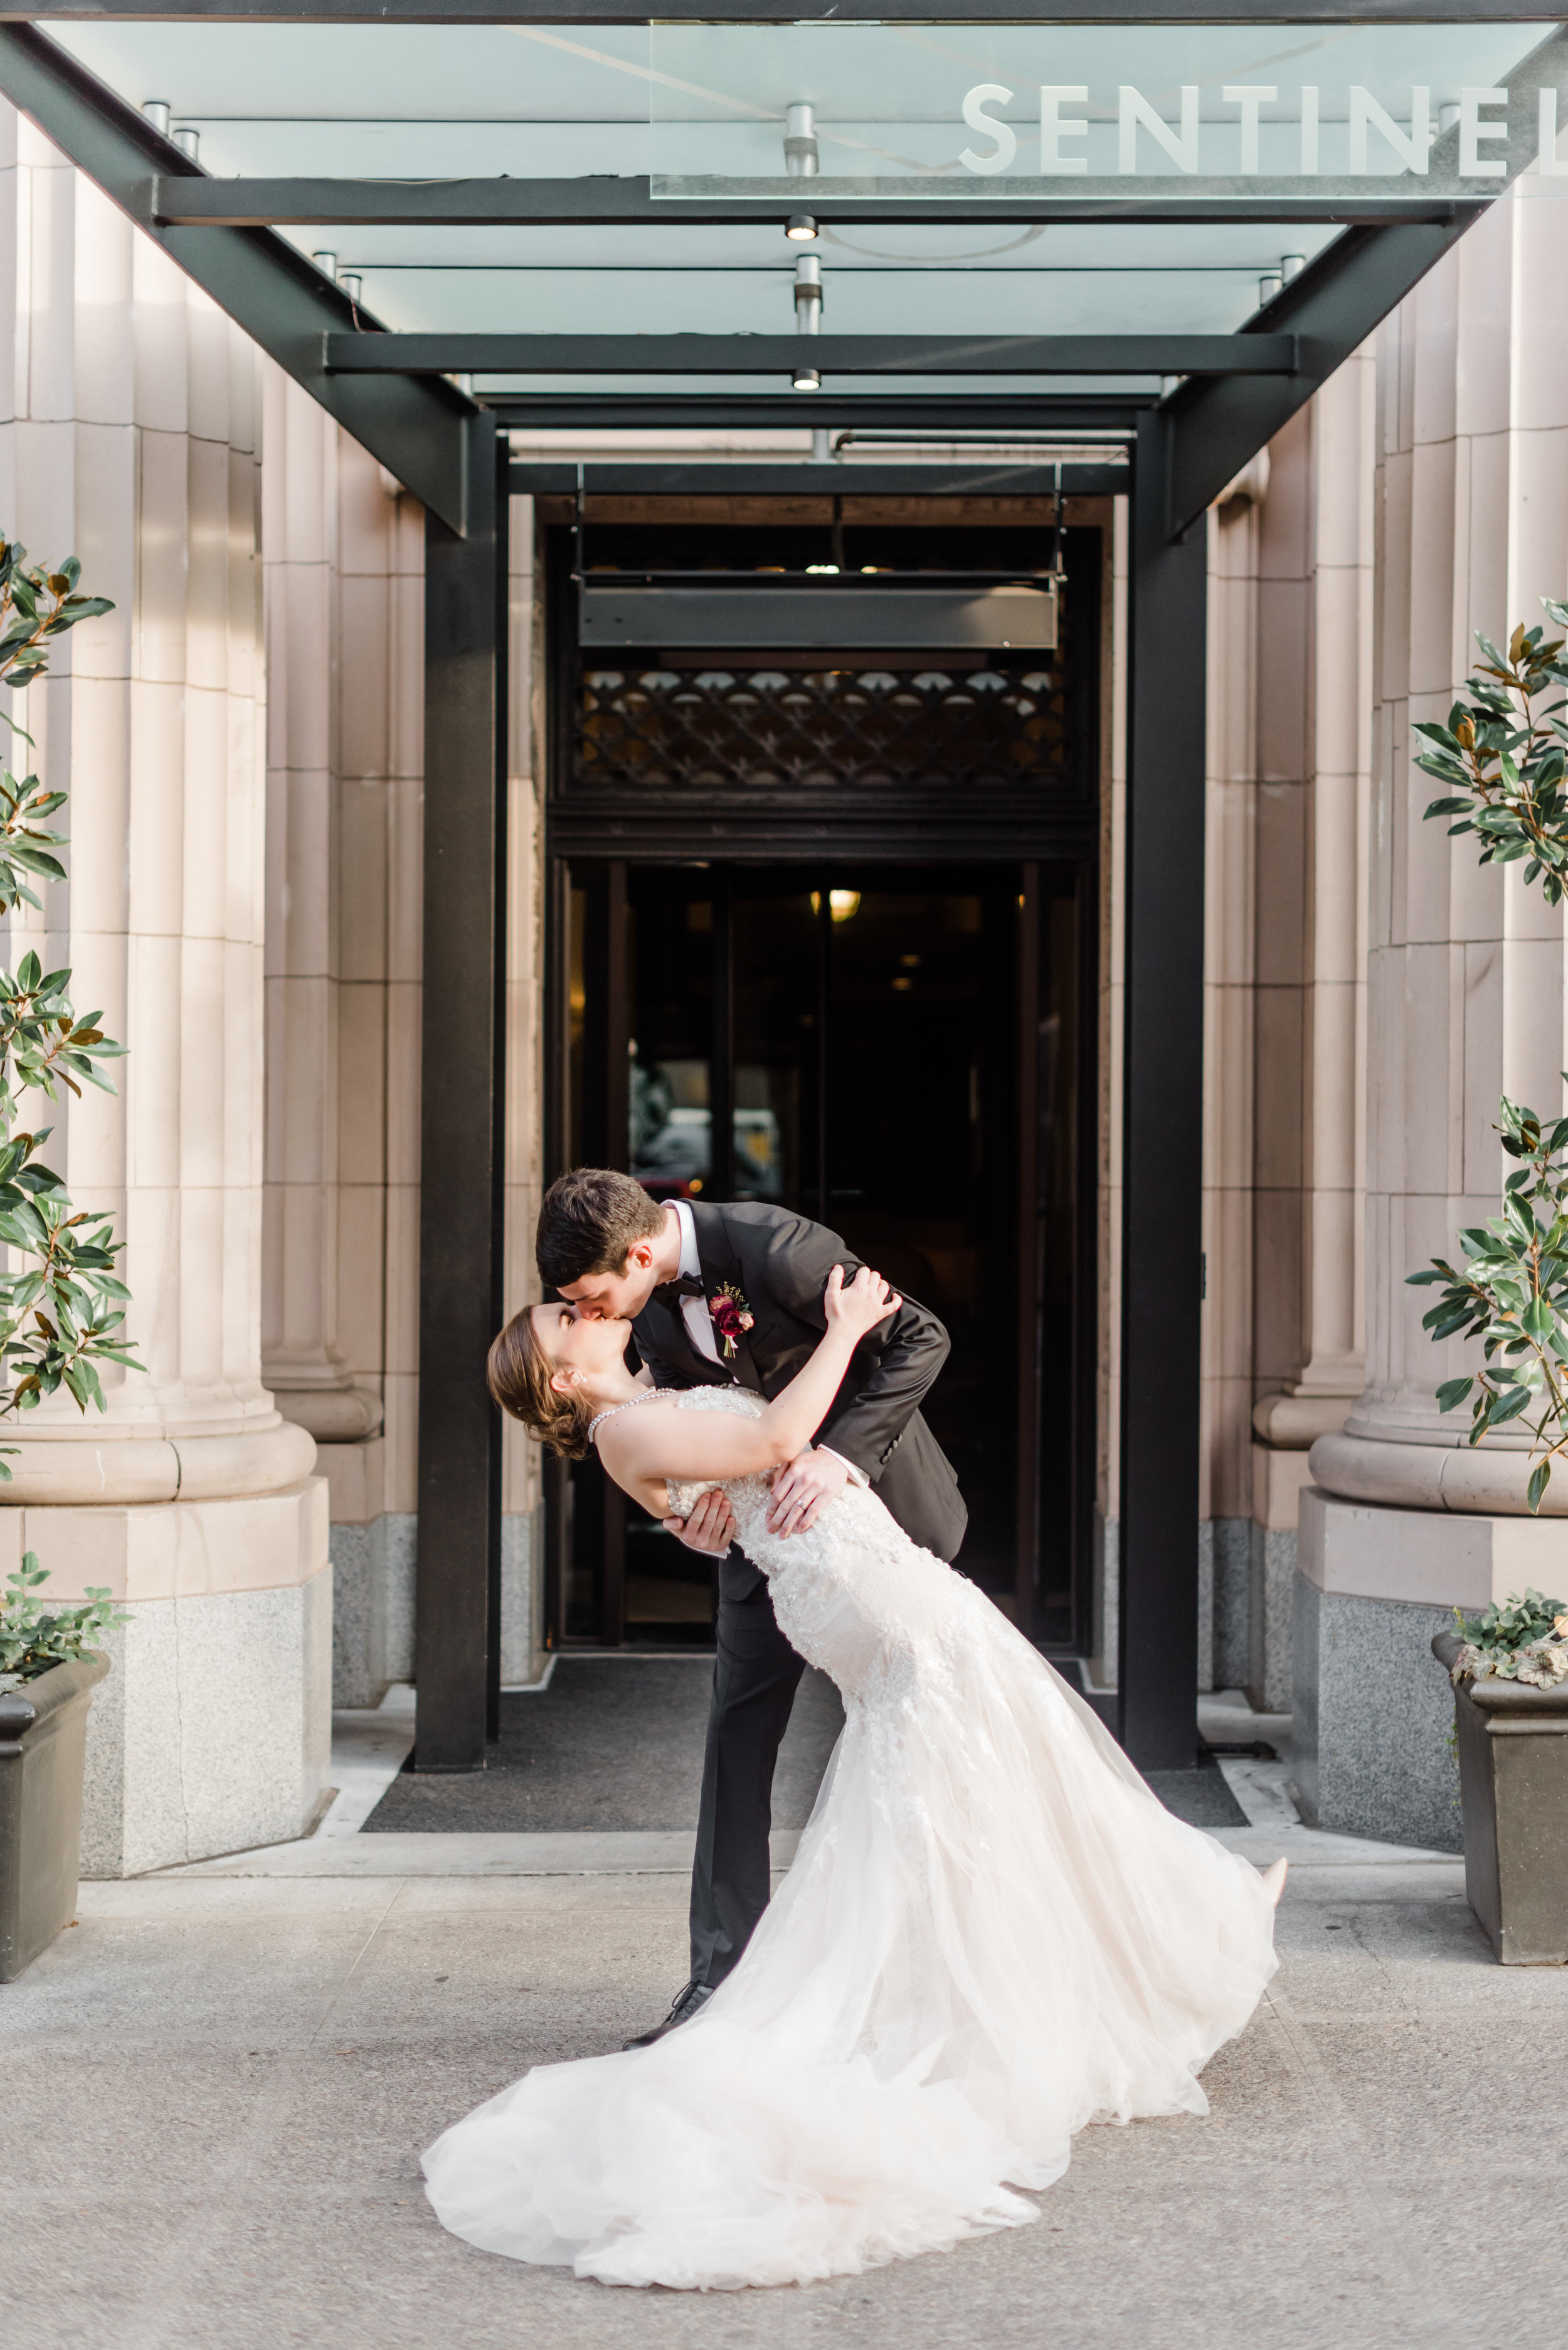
[554,861,1088,1650]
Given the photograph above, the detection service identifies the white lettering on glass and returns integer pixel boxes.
[1457,87,1508,176]
[1300,86,1320,174]
[960,83,1017,175]
[1118,85,1199,174]
[1222,85,1276,176]
[1349,85,1431,175]
[1540,87,1568,176]
[1040,85,1089,174]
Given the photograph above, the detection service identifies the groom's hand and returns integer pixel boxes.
[766,1446,849,1538]
[662,1488,736,1556]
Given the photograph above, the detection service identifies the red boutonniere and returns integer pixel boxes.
[707,1283,755,1360]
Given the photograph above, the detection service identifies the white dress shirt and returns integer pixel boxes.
[669,1198,866,1483]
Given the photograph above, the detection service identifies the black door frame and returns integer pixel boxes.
[543,498,1101,1656]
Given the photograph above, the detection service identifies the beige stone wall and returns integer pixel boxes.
[0,110,327,1870]
[1182,358,1376,1704]
[258,385,427,1703]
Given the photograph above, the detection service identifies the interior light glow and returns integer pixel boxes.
[785,214,818,242]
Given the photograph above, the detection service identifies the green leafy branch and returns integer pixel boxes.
[0,1551,126,1685]
[0,538,139,1467]
[1407,1091,1568,1512]
[1414,602,1568,905]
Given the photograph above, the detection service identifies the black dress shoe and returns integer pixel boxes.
[622,1979,714,2051]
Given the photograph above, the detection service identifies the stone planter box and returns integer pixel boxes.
[1433,1628,1568,1965]
[0,1651,110,1983]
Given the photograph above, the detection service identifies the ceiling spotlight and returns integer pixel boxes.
[785,214,818,242]
[171,126,199,162]
[141,99,171,136]
[793,366,822,392]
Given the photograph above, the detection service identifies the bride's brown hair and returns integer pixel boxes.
[487,1309,595,1461]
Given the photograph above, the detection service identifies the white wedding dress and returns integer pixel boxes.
[423,1389,1278,2291]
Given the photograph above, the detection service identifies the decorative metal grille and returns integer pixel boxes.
[569,661,1069,799]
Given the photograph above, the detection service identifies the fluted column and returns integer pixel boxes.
[0,112,326,1874]
[1244,354,1375,1708]
[1300,190,1568,1846]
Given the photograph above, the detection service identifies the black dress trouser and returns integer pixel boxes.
[689,1575,807,1989]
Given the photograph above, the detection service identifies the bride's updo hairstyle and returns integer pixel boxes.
[487,1310,595,1461]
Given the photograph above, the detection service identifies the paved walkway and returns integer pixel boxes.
[6,1689,1555,2350]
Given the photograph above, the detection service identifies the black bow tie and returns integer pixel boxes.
[654,1275,708,1304]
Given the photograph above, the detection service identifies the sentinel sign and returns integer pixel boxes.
[958,83,1537,179]
[647,23,1568,199]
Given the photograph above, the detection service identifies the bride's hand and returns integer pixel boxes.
[823,1262,901,1340]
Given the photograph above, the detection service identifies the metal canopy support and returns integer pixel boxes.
[413,412,508,1772]
[11,1,1562,22]
[326,332,1296,380]
[509,462,1129,496]
[1120,407,1207,1773]
[492,396,1154,432]
[1166,215,1480,533]
[152,175,1466,231]
[0,23,476,533]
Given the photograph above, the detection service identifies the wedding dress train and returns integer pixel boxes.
[422,1389,1278,2290]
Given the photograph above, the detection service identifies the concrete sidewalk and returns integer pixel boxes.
[6,1843,1561,2349]
[7,1688,1557,2350]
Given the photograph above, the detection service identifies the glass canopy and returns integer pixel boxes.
[39,20,1567,400]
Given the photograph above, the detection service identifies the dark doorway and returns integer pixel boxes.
[558,858,1088,1650]
[544,501,1099,1663]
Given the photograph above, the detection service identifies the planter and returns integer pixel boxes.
[1433,1628,1568,1965]
[0,1650,109,1983]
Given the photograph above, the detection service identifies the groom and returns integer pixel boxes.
[535,1167,967,2046]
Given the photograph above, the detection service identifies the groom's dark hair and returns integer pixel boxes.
[537,1167,665,1288]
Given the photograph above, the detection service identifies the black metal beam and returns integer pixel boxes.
[509,463,1128,497]
[1119,407,1205,1774]
[9,1,1563,22]
[0,24,478,533]
[1168,215,1481,533]
[490,396,1154,431]
[413,412,507,1772]
[330,333,1296,380]
[152,175,1470,231]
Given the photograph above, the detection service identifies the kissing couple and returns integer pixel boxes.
[423,1169,1285,2291]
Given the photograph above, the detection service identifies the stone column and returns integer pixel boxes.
[1246,352,1376,1709]
[259,380,428,1707]
[1301,191,1568,1847]
[0,113,327,1874]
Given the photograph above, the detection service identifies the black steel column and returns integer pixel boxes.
[413,413,507,1772]
[1119,409,1207,1772]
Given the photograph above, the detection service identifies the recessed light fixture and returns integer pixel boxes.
[785,214,818,242]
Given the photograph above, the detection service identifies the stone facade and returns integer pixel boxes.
[4,104,1563,1856]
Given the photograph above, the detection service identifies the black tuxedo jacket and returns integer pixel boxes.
[630,1198,967,1602]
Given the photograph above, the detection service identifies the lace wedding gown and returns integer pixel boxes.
[423,1388,1278,2291]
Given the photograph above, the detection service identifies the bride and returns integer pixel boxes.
[423,1266,1283,2292]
